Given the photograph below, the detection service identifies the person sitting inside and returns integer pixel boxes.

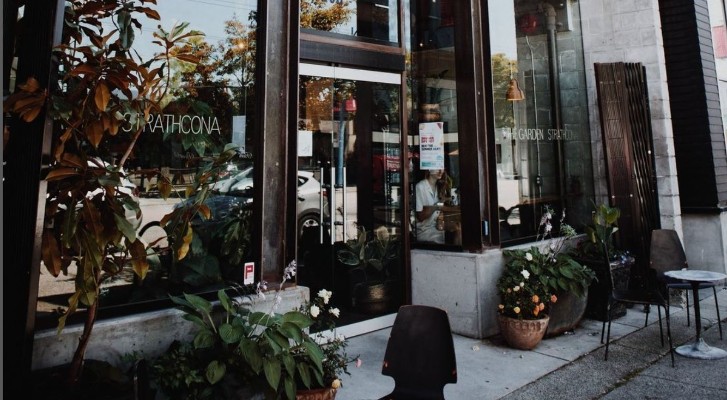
[415,169,450,244]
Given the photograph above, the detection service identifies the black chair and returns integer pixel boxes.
[379,305,457,400]
[650,229,723,340]
[600,241,675,367]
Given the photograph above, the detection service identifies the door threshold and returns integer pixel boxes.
[321,313,396,340]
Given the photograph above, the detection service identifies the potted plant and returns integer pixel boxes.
[4,0,203,391]
[570,203,634,321]
[498,205,597,344]
[335,226,401,314]
[149,261,359,400]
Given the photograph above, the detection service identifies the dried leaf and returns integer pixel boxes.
[45,167,80,181]
[41,231,62,277]
[94,82,110,111]
[129,239,149,279]
[177,223,193,260]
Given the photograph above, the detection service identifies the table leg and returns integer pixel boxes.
[674,282,727,360]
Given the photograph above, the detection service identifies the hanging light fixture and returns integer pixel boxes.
[506,78,525,101]
[506,61,525,101]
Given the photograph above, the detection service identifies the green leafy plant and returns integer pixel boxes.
[498,206,596,320]
[3,0,203,387]
[151,261,358,400]
[336,226,400,285]
[572,202,622,260]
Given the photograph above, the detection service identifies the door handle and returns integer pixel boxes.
[319,165,325,244]
[342,166,347,241]
[330,165,336,245]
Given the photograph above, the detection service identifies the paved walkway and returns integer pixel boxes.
[336,286,727,399]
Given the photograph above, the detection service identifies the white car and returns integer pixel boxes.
[203,168,326,238]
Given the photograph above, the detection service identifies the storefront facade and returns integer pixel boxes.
[4,0,727,384]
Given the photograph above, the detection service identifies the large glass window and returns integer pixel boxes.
[35,1,259,328]
[407,0,462,246]
[489,1,594,243]
[301,0,400,44]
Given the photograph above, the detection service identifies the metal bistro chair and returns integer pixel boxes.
[379,305,457,400]
[650,229,723,340]
[601,241,675,367]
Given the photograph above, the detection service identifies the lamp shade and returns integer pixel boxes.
[506,78,525,101]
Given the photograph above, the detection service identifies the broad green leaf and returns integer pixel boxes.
[282,353,295,376]
[297,363,312,388]
[283,376,295,400]
[281,311,313,329]
[279,322,303,342]
[219,323,243,344]
[114,213,137,242]
[183,292,212,314]
[194,330,215,349]
[264,331,284,355]
[241,338,263,373]
[262,358,281,390]
[303,341,324,372]
[218,289,233,313]
[205,360,226,385]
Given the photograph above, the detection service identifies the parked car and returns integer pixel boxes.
[180,169,326,240]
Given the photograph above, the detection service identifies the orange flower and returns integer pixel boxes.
[532,295,540,304]
[550,294,558,303]
[533,306,540,316]
[539,302,545,311]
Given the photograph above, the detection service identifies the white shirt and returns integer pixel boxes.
[415,179,444,244]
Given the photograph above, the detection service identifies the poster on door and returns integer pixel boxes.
[419,122,445,170]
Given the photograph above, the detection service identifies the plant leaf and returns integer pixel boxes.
[94,82,110,111]
[205,360,226,385]
[262,358,282,391]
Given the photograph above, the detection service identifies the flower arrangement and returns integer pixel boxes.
[150,261,359,400]
[497,206,596,320]
[300,288,361,391]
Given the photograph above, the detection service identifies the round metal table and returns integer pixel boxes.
[664,269,727,360]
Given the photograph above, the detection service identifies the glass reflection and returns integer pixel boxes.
[36,0,260,327]
[301,0,400,44]
[490,1,594,243]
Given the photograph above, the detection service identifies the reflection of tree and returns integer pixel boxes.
[492,53,516,129]
[217,14,257,112]
[301,0,353,31]
[152,12,257,161]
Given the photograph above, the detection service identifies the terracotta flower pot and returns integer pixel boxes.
[497,314,550,350]
[296,387,337,400]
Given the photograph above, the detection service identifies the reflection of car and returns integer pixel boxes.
[182,170,325,238]
[82,160,142,228]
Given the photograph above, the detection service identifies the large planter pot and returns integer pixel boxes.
[353,283,391,314]
[545,288,588,337]
[497,314,550,350]
[296,387,337,400]
[575,256,632,321]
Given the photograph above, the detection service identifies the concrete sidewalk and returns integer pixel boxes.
[335,286,727,400]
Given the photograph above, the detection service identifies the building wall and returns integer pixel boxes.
[579,0,683,234]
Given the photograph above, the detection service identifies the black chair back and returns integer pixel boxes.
[649,229,688,281]
[379,305,457,400]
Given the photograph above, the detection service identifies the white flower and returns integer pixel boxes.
[310,305,320,318]
[513,286,520,292]
[525,252,533,261]
[521,269,531,279]
[520,282,525,287]
[283,260,297,280]
[329,307,340,317]
[545,222,552,233]
[317,289,333,304]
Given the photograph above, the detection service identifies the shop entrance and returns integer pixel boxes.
[296,64,405,335]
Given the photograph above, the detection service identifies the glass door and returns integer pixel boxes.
[297,64,404,333]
